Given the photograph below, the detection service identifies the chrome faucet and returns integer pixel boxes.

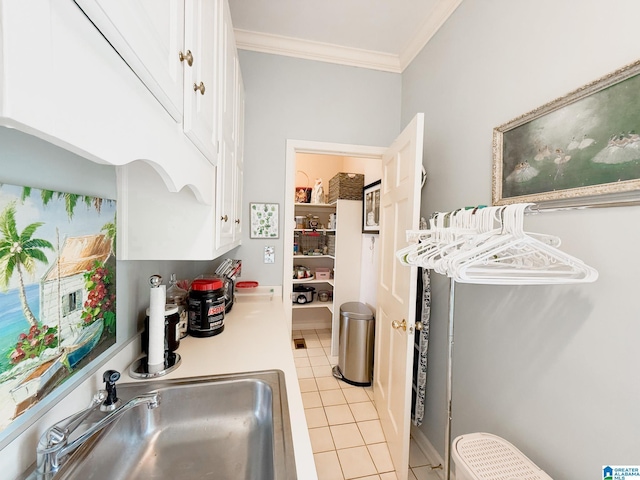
[35,370,160,480]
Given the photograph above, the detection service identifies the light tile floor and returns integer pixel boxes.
[293,328,442,480]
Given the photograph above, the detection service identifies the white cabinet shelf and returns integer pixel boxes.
[292,303,334,314]
[294,202,336,208]
[292,279,335,287]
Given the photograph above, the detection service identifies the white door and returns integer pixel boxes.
[374,113,424,479]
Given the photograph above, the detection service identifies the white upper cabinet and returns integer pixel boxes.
[234,70,245,242]
[116,0,244,260]
[0,0,244,260]
[0,0,214,204]
[72,0,186,121]
[74,0,220,164]
[215,0,240,251]
[183,0,220,163]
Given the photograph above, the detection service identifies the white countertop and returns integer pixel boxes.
[125,297,317,480]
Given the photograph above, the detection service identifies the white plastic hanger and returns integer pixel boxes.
[398,203,597,285]
[449,204,598,284]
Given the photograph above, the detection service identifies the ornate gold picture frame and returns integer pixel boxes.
[493,59,640,207]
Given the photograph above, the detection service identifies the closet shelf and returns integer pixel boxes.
[293,278,334,287]
[292,303,333,313]
[294,202,336,208]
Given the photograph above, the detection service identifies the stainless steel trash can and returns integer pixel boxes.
[332,302,375,386]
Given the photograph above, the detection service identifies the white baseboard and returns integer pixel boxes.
[410,425,452,480]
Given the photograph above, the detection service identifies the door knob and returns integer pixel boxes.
[235,219,240,224]
[391,319,407,331]
[179,50,193,66]
[220,215,228,222]
[415,321,423,331]
[193,82,206,95]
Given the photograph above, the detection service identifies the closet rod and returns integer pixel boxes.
[525,197,640,213]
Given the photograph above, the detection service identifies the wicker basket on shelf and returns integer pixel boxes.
[328,173,364,203]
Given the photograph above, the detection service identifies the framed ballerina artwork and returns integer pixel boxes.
[493,58,640,207]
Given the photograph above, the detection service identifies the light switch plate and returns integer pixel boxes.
[264,246,275,263]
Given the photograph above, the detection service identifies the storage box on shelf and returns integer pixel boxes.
[328,173,364,203]
[327,236,336,256]
[315,268,331,280]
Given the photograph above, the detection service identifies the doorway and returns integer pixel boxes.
[283,140,385,353]
[285,113,425,479]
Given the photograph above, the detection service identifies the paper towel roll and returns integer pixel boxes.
[148,284,166,370]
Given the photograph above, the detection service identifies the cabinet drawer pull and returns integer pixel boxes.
[235,219,240,224]
[193,82,205,95]
[221,215,228,222]
[179,50,193,66]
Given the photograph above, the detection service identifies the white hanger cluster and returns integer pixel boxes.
[397,203,598,284]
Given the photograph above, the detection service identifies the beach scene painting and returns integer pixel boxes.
[493,59,640,205]
[0,183,116,433]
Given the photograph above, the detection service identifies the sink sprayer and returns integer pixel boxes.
[35,370,160,480]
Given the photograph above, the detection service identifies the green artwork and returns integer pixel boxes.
[250,203,279,238]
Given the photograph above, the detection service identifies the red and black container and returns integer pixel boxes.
[188,278,226,337]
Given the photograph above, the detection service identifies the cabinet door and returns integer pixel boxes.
[220,1,237,145]
[183,0,219,164]
[215,2,239,251]
[216,141,236,250]
[234,68,245,239]
[73,0,185,121]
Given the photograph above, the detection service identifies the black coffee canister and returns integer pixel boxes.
[142,304,180,354]
[188,278,226,337]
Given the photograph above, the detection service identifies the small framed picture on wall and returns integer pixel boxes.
[362,180,381,234]
[250,203,279,238]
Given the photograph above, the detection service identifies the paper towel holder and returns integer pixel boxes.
[129,274,182,379]
[129,352,181,379]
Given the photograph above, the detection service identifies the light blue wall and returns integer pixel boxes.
[402,1,640,477]
[237,51,401,284]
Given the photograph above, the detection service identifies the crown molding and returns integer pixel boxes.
[399,0,463,71]
[234,0,462,73]
[234,29,402,73]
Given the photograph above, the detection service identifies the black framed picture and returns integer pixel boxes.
[362,180,381,234]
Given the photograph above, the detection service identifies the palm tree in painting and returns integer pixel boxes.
[101,218,116,256]
[21,186,114,220]
[0,201,53,327]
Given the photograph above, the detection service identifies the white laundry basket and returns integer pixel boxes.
[452,432,553,480]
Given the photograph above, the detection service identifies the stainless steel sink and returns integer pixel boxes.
[54,370,297,480]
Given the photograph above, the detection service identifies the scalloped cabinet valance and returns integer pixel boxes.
[0,0,244,260]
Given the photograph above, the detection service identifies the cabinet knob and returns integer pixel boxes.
[235,219,240,224]
[179,50,193,66]
[221,215,228,222]
[193,82,205,95]
[391,319,407,331]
